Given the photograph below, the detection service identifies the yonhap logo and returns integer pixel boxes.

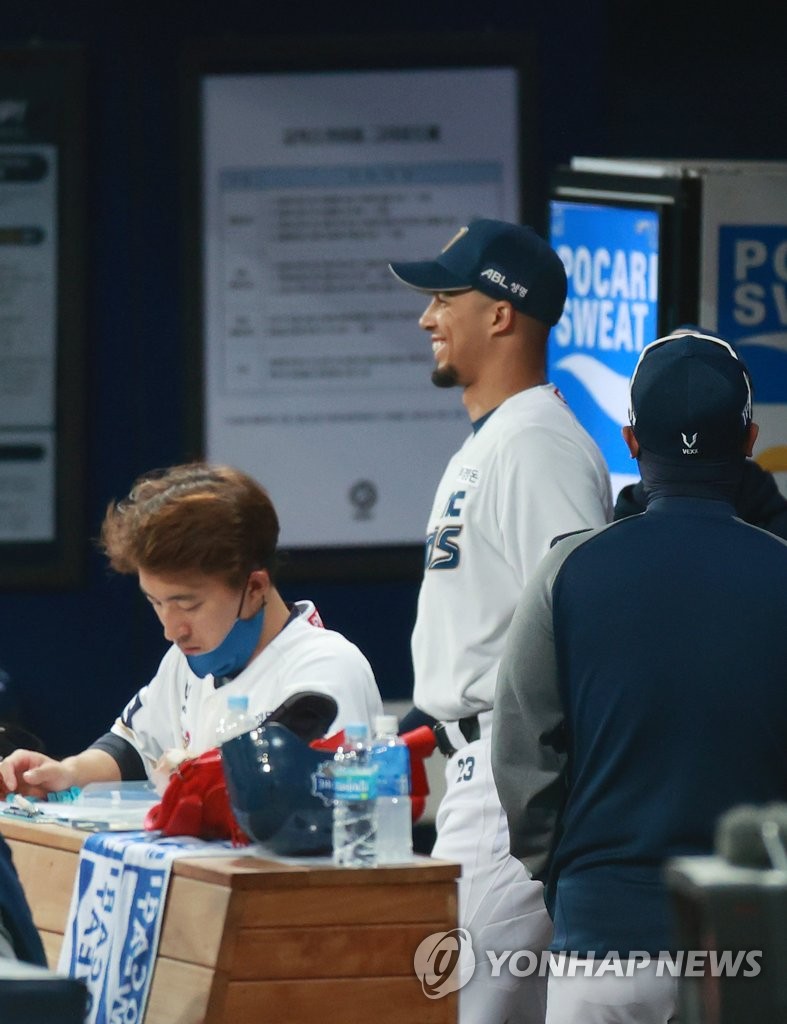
[413,928,474,998]
[412,933,763,997]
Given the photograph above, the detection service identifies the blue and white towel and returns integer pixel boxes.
[57,831,235,1024]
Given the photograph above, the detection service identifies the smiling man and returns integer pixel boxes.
[0,463,382,797]
[388,220,612,1024]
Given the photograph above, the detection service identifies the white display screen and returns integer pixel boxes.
[200,66,523,551]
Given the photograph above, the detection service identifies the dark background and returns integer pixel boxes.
[0,1,785,756]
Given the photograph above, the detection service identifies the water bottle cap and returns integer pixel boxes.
[374,714,399,736]
[344,722,369,742]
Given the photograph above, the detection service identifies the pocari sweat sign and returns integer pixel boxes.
[717,225,787,404]
[548,200,660,476]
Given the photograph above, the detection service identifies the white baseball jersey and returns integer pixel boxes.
[413,384,612,721]
[111,600,383,779]
[414,385,611,1024]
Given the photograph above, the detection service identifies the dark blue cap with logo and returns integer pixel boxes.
[629,328,753,460]
[388,218,568,326]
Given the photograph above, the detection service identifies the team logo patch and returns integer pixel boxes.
[457,465,481,487]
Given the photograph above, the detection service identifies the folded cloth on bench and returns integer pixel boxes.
[57,830,233,1024]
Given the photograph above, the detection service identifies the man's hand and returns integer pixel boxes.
[0,749,77,799]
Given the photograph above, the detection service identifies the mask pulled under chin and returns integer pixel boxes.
[186,606,265,679]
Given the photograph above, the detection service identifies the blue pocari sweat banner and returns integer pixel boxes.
[548,201,660,478]
[717,224,787,403]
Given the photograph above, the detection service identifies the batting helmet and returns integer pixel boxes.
[220,693,338,856]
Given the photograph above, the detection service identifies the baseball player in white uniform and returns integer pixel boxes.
[389,220,612,1024]
[0,464,382,797]
[108,597,381,782]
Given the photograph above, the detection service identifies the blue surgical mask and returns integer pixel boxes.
[186,604,265,679]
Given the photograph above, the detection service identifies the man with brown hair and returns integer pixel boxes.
[0,463,382,796]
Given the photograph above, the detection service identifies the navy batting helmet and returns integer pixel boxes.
[220,693,338,856]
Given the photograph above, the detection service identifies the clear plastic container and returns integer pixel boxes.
[371,714,413,864]
[332,722,378,868]
[215,693,256,744]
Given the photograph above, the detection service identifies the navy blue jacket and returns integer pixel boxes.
[493,497,787,956]
[0,833,46,965]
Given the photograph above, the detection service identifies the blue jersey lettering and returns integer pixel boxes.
[425,525,462,570]
[442,490,466,517]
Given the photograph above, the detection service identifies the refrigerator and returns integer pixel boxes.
[546,157,787,501]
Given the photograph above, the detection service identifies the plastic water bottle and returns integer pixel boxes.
[371,714,413,864]
[332,722,378,868]
[215,693,256,745]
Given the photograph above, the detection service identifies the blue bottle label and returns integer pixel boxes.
[372,744,411,797]
[333,769,377,801]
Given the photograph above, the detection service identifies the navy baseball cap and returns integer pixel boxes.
[388,219,567,326]
[629,328,753,460]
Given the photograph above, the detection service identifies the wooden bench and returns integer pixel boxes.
[0,818,459,1023]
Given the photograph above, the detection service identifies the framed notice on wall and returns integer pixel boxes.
[181,34,535,579]
[0,45,87,588]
